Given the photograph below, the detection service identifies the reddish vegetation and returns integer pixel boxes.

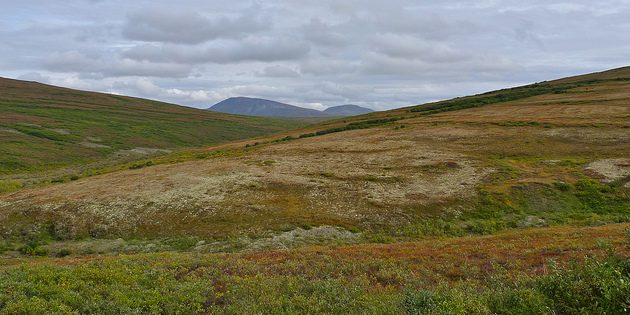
[241,224,629,279]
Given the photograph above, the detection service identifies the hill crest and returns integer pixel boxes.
[209,97,374,117]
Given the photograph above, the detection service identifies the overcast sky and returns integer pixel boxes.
[2,1,629,110]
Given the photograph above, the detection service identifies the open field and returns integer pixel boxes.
[0,67,629,313]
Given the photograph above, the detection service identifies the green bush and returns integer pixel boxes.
[537,257,630,314]
[404,256,630,315]
[161,236,200,250]
[553,181,571,192]
[129,160,154,170]
[18,242,49,256]
[55,249,72,257]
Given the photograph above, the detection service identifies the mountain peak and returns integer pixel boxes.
[209,97,373,117]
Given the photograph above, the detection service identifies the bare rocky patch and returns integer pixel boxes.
[544,128,629,144]
[245,226,360,250]
[86,136,102,142]
[0,128,25,135]
[51,129,70,135]
[79,141,111,149]
[584,158,630,183]
[0,127,494,239]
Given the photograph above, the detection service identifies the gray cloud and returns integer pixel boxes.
[301,18,349,47]
[1,0,629,110]
[43,50,193,78]
[372,34,471,63]
[123,37,310,64]
[299,58,360,76]
[122,7,270,44]
[17,72,51,83]
[256,65,301,77]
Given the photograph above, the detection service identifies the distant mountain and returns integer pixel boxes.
[209,97,375,118]
[323,105,374,116]
[209,97,330,117]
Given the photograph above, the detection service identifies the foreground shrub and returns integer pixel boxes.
[404,256,630,314]
[0,252,627,314]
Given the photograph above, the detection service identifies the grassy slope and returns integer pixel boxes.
[0,68,629,313]
[0,77,305,178]
[1,67,626,240]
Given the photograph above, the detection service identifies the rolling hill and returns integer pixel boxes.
[209,97,330,117]
[2,68,630,237]
[2,66,628,240]
[0,67,628,313]
[0,78,306,180]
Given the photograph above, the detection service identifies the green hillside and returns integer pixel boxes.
[0,77,305,177]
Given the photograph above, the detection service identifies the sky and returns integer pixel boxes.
[1,1,629,111]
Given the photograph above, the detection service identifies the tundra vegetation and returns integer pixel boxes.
[0,67,629,313]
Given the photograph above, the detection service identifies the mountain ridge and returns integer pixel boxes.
[209,96,374,117]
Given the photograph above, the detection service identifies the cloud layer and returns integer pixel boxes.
[2,0,629,110]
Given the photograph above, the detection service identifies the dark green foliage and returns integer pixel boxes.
[18,241,49,256]
[11,125,73,142]
[271,135,296,143]
[299,117,402,139]
[553,181,571,192]
[55,249,72,257]
[129,160,154,170]
[161,236,200,250]
[404,256,630,315]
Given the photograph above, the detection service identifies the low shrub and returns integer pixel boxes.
[18,242,49,256]
[404,256,630,314]
[0,180,22,193]
[55,249,72,257]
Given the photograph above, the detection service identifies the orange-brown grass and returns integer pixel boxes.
[239,223,629,283]
[1,224,627,286]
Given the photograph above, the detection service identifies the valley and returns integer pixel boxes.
[0,67,628,313]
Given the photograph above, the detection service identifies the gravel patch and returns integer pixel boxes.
[584,158,630,183]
